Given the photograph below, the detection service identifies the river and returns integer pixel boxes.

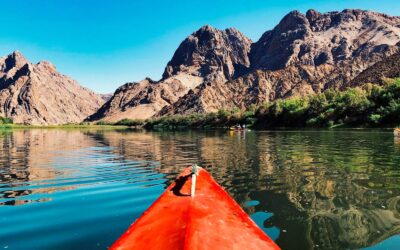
[0,129,399,249]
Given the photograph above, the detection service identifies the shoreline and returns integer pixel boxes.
[0,124,396,132]
[0,124,130,129]
[1,79,399,131]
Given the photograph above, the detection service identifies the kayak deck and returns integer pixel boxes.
[110,167,280,250]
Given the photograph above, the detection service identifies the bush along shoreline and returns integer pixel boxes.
[143,79,400,130]
[1,79,399,130]
[0,116,13,125]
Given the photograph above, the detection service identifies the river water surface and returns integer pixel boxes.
[0,129,399,250]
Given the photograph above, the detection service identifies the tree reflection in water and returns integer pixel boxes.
[94,129,400,250]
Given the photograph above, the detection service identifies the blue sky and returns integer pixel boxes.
[1,0,399,93]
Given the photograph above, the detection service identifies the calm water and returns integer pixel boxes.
[0,129,399,250]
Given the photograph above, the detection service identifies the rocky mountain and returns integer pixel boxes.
[0,51,104,125]
[89,9,400,121]
[162,25,252,82]
[86,77,191,121]
[347,45,400,86]
[87,25,252,122]
[159,9,400,116]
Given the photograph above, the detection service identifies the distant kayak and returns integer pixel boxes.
[110,166,280,250]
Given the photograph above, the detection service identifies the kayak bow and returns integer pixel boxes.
[110,166,280,250]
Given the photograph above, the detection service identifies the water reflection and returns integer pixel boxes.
[0,129,399,250]
[0,130,91,205]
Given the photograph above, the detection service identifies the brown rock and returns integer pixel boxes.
[159,9,400,116]
[89,26,252,121]
[0,51,104,125]
[347,43,400,87]
[86,77,190,121]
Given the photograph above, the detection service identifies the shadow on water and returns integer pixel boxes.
[0,128,399,249]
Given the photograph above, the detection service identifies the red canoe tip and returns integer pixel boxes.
[110,166,280,250]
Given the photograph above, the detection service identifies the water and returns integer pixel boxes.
[0,129,399,250]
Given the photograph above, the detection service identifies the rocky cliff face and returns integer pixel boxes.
[6,9,400,124]
[251,9,400,70]
[163,25,252,82]
[88,26,252,121]
[158,9,400,116]
[347,43,400,87]
[90,9,400,121]
[0,51,104,125]
[86,77,190,121]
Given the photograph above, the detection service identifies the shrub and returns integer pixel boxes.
[368,114,382,125]
[0,116,13,124]
[114,119,144,126]
[95,120,113,125]
[143,79,400,130]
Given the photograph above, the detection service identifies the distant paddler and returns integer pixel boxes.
[230,124,247,131]
[394,128,400,137]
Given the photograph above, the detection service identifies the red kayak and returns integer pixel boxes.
[110,166,280,250]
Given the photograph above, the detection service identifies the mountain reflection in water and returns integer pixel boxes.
[0,129,399,250]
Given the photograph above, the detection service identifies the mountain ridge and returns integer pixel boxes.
[86,25,253,122]
[0,51,104,125]
[157,9,400,116]
[3,8,400,124]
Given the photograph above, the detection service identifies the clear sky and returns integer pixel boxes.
[1,0,399,93]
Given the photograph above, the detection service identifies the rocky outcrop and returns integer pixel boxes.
[86,77,190,121]
[163,25,252,82]
[158,9,400,116]
[347,43,400,86]
[88,9,400,120]
[0,51,104,125]
[251,9,400,70]
[88,26,252,121]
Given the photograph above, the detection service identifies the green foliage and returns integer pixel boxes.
[368,114,382,125]
[254,78,400,128]
[95,120,114,126]
[255,97,309,127]
[114,119,144,126]
[144,108,256,130]
[142,79,400,130]
[0,116,13,124]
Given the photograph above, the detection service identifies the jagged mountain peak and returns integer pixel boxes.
[274,10,311,32]
[192,25,244,38]
[158,9,400,117]
[88,24,253,122]
[90,9,400,122]
[162,24,252,81]
[250,9,400,70]
[0,51,104,125]
[305,9,321,23]
[8,50,26,60]
[196,24,217,33]
[1,50,29,72]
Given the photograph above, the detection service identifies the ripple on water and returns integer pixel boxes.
[0,129,399,250]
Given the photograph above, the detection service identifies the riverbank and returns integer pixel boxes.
[1,79,399,131]
[144,79,400,130]
[0,124,130,130]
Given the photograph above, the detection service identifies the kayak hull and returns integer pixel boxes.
[110,167,280,250]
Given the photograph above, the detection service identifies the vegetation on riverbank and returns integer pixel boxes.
[0,123,129,129]
[1,79,399,130]
[143,109,255,130]
[95,119,144,127]
[0,116,13,124]
[144,79,400,130]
